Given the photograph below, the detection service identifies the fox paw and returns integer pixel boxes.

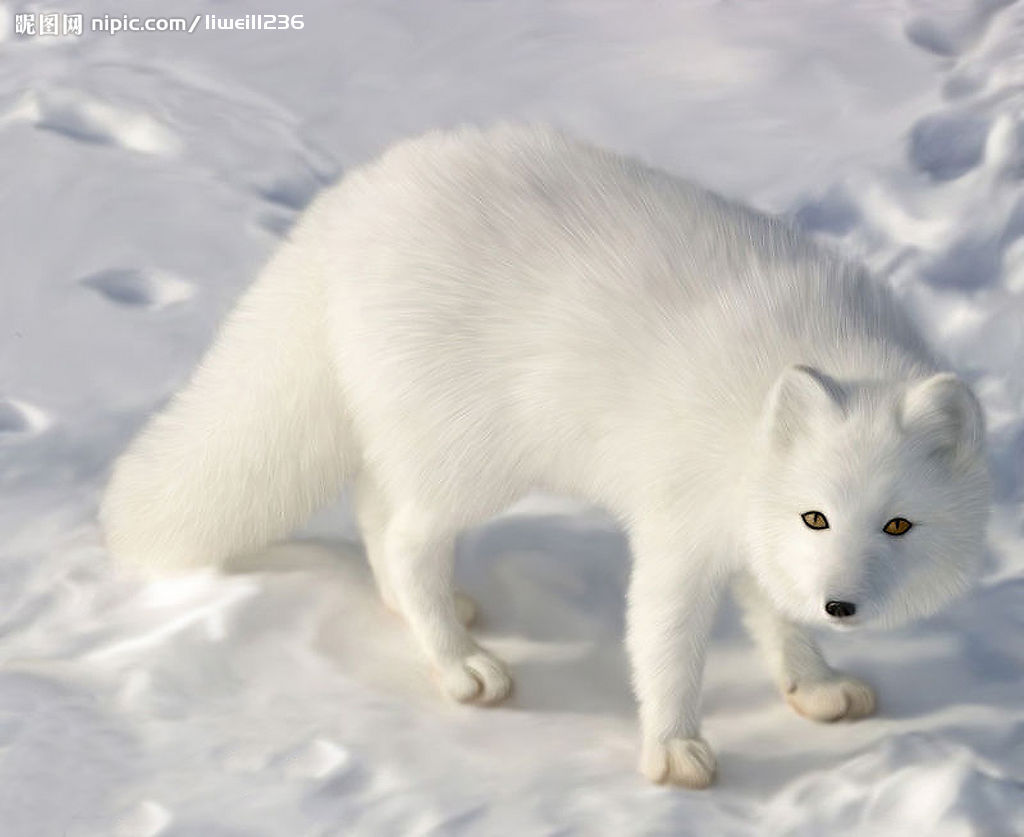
[786,675,876,722]
[438,649,512,706]
[640,737,716,789]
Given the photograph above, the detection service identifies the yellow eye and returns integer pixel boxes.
[883,517,913,536]
[801,511,829,530]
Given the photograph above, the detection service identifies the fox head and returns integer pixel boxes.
[743,365,991,630]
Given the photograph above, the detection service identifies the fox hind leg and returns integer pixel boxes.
[353,472,398,611]
[353,473,478,627]
[383,502,510,705]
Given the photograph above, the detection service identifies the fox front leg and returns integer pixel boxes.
[626,524,725,788]
[733,571,876,722]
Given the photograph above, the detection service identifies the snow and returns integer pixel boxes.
[2,0,1023,834]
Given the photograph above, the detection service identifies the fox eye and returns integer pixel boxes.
[883,517,913,536]
[801,511,829,530]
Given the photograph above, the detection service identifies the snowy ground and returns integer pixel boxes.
[2,1,1023,834]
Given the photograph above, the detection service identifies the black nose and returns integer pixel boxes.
[825,600,857,619]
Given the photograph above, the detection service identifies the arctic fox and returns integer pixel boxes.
[102,125,991,788]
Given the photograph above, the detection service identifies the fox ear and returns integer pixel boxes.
[764,365,846,449]
[900,373,984,462]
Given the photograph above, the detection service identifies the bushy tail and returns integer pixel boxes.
[101,235,355,573]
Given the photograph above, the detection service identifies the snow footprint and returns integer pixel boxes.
[3,89,179,157]
[279,738,353,781]
[256,168,323,212]
[793,184,862,236]
[253,160,335,236]
[909,110,991,180]
[80,268,194,311]
[0,398,51,439]
[115,800,172,837]
[904,0,1017,58]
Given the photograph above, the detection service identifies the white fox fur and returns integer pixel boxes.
[102,125,991,788]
